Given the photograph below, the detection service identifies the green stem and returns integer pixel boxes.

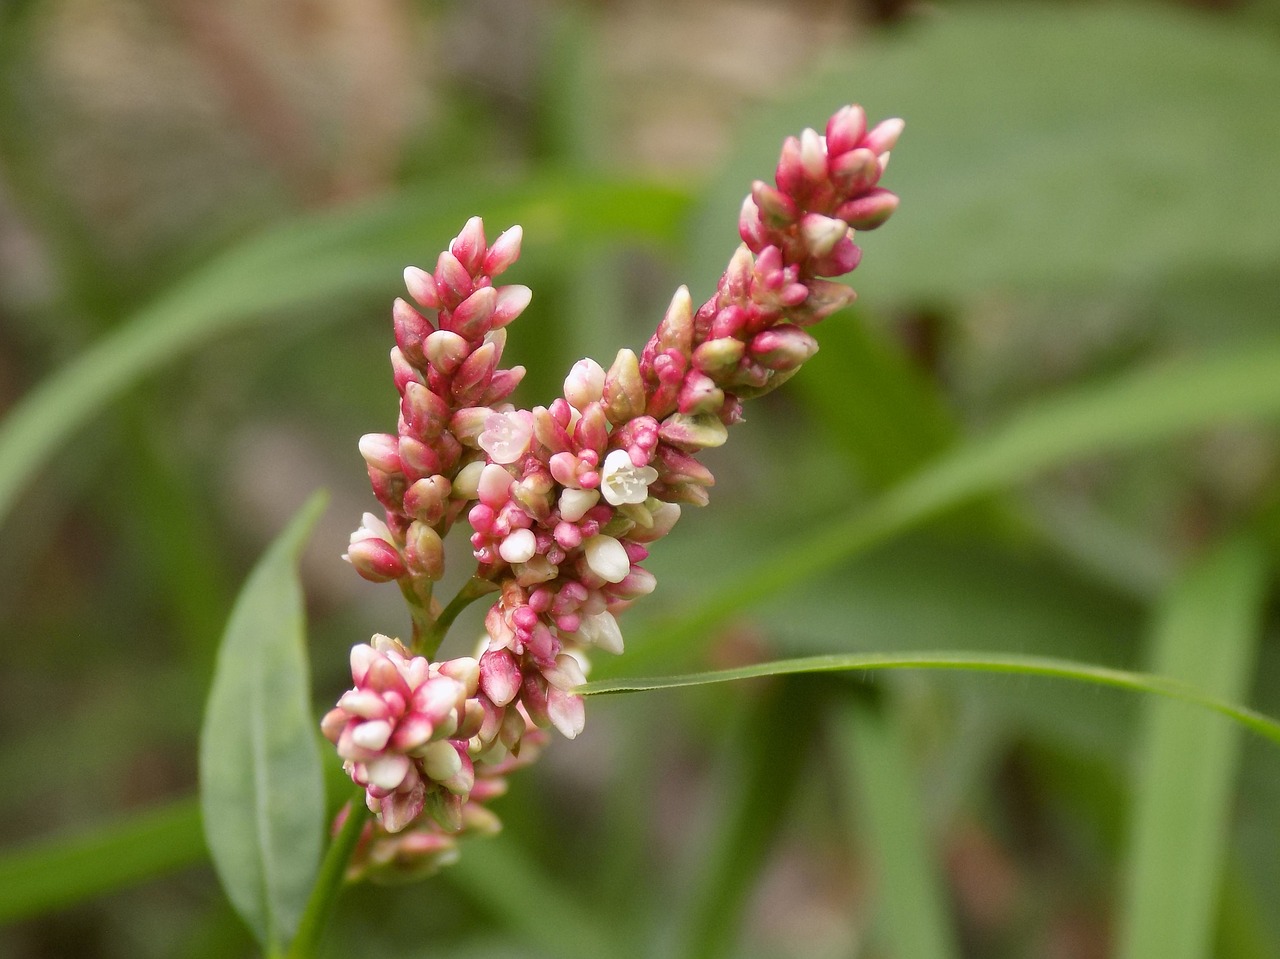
[285,794,371,959]
[398,577,436,651]
[417,575,499,658]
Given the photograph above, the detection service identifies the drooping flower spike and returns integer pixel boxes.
[329,104,902,879]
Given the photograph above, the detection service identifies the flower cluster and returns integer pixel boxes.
[328,104,902,879]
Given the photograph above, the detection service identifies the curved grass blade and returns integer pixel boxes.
[577,651,1280,750]
[199,492,328,955]
[0,797,205,927]
[1118,534,1269,959]
[0,175,689,526]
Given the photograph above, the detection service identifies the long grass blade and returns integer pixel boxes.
[1118,534,1269,959]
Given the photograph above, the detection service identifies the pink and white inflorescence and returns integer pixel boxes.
[326,104,903,879]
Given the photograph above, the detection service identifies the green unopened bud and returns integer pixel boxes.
[403,475,451,525]
[659,411,728,450]
[404,521,445,580]
[603,348,645,425]
[656,286,694,356]
[692,337,745,376]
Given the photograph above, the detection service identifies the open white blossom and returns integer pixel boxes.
[599,449,659,507]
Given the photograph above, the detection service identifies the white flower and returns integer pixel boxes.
[478,411,532,465]
[599,449,659,507]
[582,534,630,583]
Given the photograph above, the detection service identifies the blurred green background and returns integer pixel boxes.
[2,1,1280,957]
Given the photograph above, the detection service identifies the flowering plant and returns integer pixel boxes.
[323,104,904,878]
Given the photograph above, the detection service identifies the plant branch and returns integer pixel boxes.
[285,793,371,959]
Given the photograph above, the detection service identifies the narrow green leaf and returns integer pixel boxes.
[0,175,689,526]
[675,681,813,959]
[610,338,1280,674]
[0,797,205,926]
[199,492,328,954]
[834,692,958,959]
[1118,534,1269,959]
[577,651,1280,750]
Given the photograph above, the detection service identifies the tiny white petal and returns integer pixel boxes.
[366,754,411,791]
[577,610,624,655]
[583,534,630,583]
[423,740,462,781]
[351,719,392,752]
[498,528,537,564]
[559,487,599,522]
[600,449,659,507]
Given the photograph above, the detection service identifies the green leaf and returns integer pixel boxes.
[0,797,205,926]
[834,692,959,959]
[576,651,1280,750]
[199,492,328,954]
[0,175,690,527]
[1118,534,1269,959]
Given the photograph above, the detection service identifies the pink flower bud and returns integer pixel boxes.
[564,358,606,410]
[491,285,532,328]
[393,298,433,365]
[396,436,442,479]
[828,148,881,194]
[403,475,451,525]
[450,286,497,340]
[483,224,523,277]
[547,686,585,739]
[401,381,450,440]
[403,266,440,310]
[345,535,407,582]
[834,188,900,231]
[359,433,402,474]
[677,373,725,416]
[480,647,522,707]
[449,216,487,275]
[825,104,867,157]
[424,330,470,375]
[750,325,819,371]
[799,213,849,258]
[435,250,473,307]
[477,462,514,508]
[862,117,905,155]
[738,196,767,248]
[452,341,498,402]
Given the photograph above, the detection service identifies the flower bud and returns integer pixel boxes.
[825,104,867,158]
[393,298,433,365]
[834,188,900,231]
[424,330,470,375]
[751,180,798,229]
[863,117,905,155]
[750,325,819,371]
[345,536,408,582]
[480,648,522,707]
[491,285,532,328]
[449,216,487,275]
[483,224,523,277]
[659,411,728,450]
[828,147,881,194]
[452,341,498,402]
[450,286,497,340]
[404,521,445,580]
[799,213,849,258]
[655,286,694,356]
[692,337,745,376]
[603,348,645,425]
[434,250,473,307]
[564,358,606,410]
[401,381,450,440]
[403,266,440,310]
[403,475,451,525]
[583,534,630,584]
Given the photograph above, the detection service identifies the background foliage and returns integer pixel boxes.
[2,1,1280,957]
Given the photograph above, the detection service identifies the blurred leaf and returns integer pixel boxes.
[1118,534,1269,959]
[577,651,1280,749]
[674,680,813,959]
[446,836,630,959]
[0,174,690,527]
[693,5,1280,307]
[199,492,328,955]
[835,690,959,959]
[615,338,1280,673]
[0,798,205,927]
[797,311,957,488]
